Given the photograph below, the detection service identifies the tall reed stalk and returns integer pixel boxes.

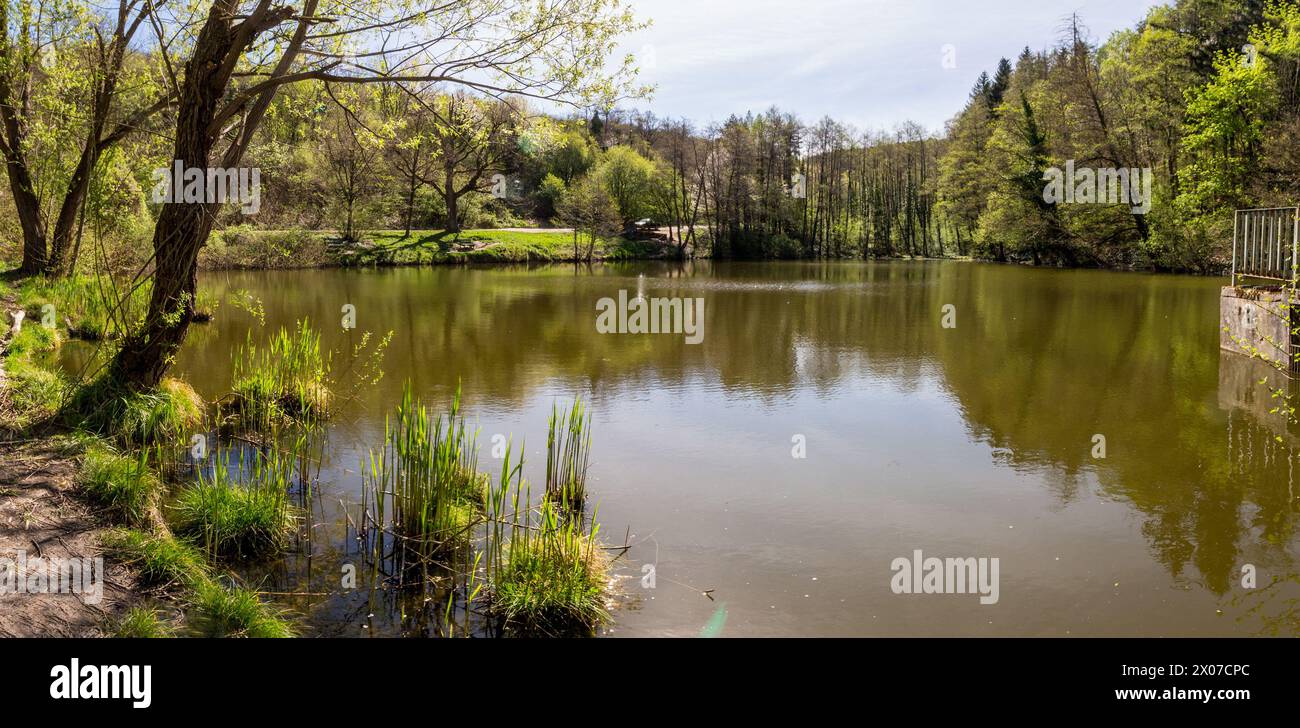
[363,383,482,563]
[545,398,592,509]
[230,320,332,430]
[485,442,608,634]
[351,384,609,635]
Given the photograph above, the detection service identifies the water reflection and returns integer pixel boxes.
[67,260,1300,635]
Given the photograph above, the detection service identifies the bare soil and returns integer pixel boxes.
[0,440,139,636]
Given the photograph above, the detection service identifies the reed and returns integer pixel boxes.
[230,320,332,430]
[545,398,592,509]
[173,445,298,559]
[363,383,483,562]
[485,444,609,634]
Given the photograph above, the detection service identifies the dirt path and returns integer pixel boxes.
[0,440,138,636]
[0,294,138,637]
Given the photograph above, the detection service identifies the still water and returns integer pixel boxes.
[159,259,1298,636]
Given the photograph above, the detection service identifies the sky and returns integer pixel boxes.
[611,0,1165,134]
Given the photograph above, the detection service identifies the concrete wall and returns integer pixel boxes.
[1217,349,1300,443]
[1220,286,1293,369]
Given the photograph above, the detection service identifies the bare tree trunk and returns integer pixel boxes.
[46,151,97,275]
[8,175,47,275]
[0,96,46,274]
[405,153,419,236]
[110,2,237,389]
[445,174,460,233]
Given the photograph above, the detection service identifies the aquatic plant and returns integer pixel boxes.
[230,320,332,430]
[190,580,296,638]
[173,447,298,559]
[363,383,484,561]
[545,397,592,509]
[485,444,610,634]
[191,290,218,323]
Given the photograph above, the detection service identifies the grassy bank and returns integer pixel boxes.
[0,278,298,638]
[4,273,617,637]
[200,227,679,270]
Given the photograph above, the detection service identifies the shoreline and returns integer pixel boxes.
[0,281,296,638]
[189,227,1231,276]
[0,288,141,636]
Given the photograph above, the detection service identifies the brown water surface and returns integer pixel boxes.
[131,259,1299,636]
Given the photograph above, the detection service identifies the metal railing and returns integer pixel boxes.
[1231,207,1300,286]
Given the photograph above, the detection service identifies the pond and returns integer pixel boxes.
[100,259,1300,636]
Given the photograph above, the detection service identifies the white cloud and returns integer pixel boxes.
[609,0,1164,132]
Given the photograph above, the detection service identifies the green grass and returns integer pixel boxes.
[189,580,296,638]
[5,316,59,356]
[173,449,297,559]
[230,321,331,430]
[16,274,150,342]
[101,527,295,637]
[364,383,484,559]
[80,444,161,526]
[64,375,204,447]
[2,318,66,429]
[115,379,205,447]
[3,356,66,428]
[113,607,176,638]
[342,229,670,266]
[101,528,209,591]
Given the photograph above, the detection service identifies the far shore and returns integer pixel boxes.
[198,227,687,271]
